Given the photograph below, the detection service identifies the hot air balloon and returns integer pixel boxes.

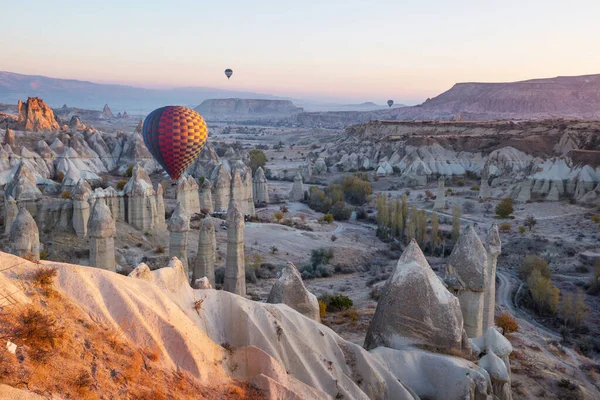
[387,100,394,108]
[225,69,233,79]
[142,106,208,181]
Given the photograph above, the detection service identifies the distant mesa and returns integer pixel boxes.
[194,98,303,120]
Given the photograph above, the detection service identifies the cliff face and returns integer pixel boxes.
[195,98,302,119]
[17,97,60,132]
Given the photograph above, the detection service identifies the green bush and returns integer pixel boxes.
[330,202,352,221]
[321,213,334,223]
[124,165,134,177]
[320,294,353,312]
[520,255,551,280]
[495,198,514,218]
[248,149,267,172]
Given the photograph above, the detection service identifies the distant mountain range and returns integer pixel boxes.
[0,71,287,114]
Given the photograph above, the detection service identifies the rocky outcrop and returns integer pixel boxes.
[445,226,488,338]
[155,184,166,227]
[17,97,59,132]
[4,196,18,235]
[5,161,43,218]
[224,199,245,296]
[192,215,216,286]
[176,176,200,216]
[242,168,255,216]
[433,178,446,210]
[230,169,244,212]
[168,202,190,276]
[289,172,304,201]
[123,165,157,231]
[364,240,466,353]
[195,99,303,119]
[472,327,513,400]
[71,179,92,237]
[513,179,532,202]
[4,128,14,146]
[199,179,214,213]
[9,207,40,260]
[252,167,269,204]
[546,184,560,201]
[88,200,116,271]
[483,225,501,330]
[212,163,231,212]
[102,104,113,119]
[267,263,320,322]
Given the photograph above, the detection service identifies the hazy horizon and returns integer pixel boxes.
[2,0,599,105]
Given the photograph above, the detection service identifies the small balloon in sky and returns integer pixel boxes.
[142,106,208,181]
[387,100,394,108]
[225,69,233,79]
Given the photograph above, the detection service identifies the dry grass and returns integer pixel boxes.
[0,267,266,399]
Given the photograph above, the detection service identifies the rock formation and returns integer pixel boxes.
[9,207,40,260]
[546,184,560,201]
[199,179,214,213]
[4,196,18,235]
[155,184,166,227]
[192,215,216,286]
[102,104,114,119]
[445,225,488,338]
[313,158,327,174]
[187,176,201,215]
[479,173,491,199]
[4,128,14,147]
[242,169,255,216]
[514,179,532,202]
[195,98,303,119]
[267,262,320,321]
[5,161,43,218]
[364,240,466,353]
[88,200,116,271]
[252,167,269,204]
[71,179,92,237]
[483,225,501,330]
[17,97,60,132]
[472,327,513,400]
[168,202,190,276]
[212,163,231,212]
[135,119,143,133]
[123,165,157,231]
[224,199,245,296]
[230,169,244,212]
[433,178,446,210]
[289,172,304,201]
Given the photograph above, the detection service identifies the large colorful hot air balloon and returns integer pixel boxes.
[142,106,208,181]
[387,100,394,108]
[225,69,233,79]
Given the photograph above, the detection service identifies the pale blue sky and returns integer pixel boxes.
[1,0,599,104]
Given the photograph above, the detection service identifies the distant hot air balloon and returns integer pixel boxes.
[142,106,208,181]
[225,69,233,79]
[387,100,394,108]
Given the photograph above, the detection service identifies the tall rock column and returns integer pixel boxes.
[199,179,214,214]
[479,173,491,199]
[155,184,166,227]
[433,178,446,210]
[483,225,501,330]
[71,179,92,237]
[445,225,488,338]
[168,202,190,277]
[224,199,246,296]
[187,176,201,215]
[231,169,245,213]
[4,196,18,235]
[176,177,190,212]
[88,200,116,271]
[243,169,255,216]
[212,164,231,212]
[253,166,270,204]
[9,207,40,260]
[123,165,156,231]
[192,215,216,286]
[289,172,304,201]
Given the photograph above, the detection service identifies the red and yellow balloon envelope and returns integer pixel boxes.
[142,106,208,181]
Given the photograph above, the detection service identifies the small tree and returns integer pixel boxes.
[520,255,551,280]
[248,149,267,172]
[495,198,514,218]
[270,246,278,254]
[452,204,461,241]
[524,215,537,231]
[321,213,334,224]
[528,269,559,315]
[496,312,519,335]
[559,291,589,327]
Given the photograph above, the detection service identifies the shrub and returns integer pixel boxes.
[520,255,551,280]
[279,205,289,214]
[495,198,514,218]
[310,248,334,266]
[273,211,284,222]
[425,190,434,199]
[55,171,65,183]
[124,165,134,177]
[321,213,334,224]
[318,300,327,319]
[499,223,512,232]
[116,180,127,190]
[320,294,353,312]
[528,269,559,315]
[330,202,352,221]
[330,234,337,242]
[519,226,526,234]
[559,291,589,328]
[32,266,58,287]
[496,312,519,335]
[524,215,537,231]
[470,185,480,191]
[60,191,71,199]
[270,246,278,254]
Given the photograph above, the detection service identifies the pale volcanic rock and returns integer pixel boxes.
[123,165,157,231]
[252,167,269,204]
[199,179,214,213]
[313,158,327,175]
[479,173,492,199]
[102,103,114,119]
[513,179,532,202]
[230,168,244,212]
[194,277,213,290]
[242,168,255,216]
[71,179,92,237]
[445,225,488,338]
[546,184,560,201]
[267,262,320,322]
[4,196,18,235]
[472,327,513,400]
[212,163,231,212]
[88,200,116,272]
[192,215,216,285]
[134,118,143,134]
[9,207,40,260]
[579,183,600,206]
[3,128,14,146]
[187,176,201,215]
[17,97,60,132]
[224,199,245,296]
[364,240,465,353]
[483,225,501,330]
[155,184,166,226]
[289,172,304,201]
[432,178,446,210]
[5,162,42,218]
[168,201,191,276]
[86,131,116,171]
